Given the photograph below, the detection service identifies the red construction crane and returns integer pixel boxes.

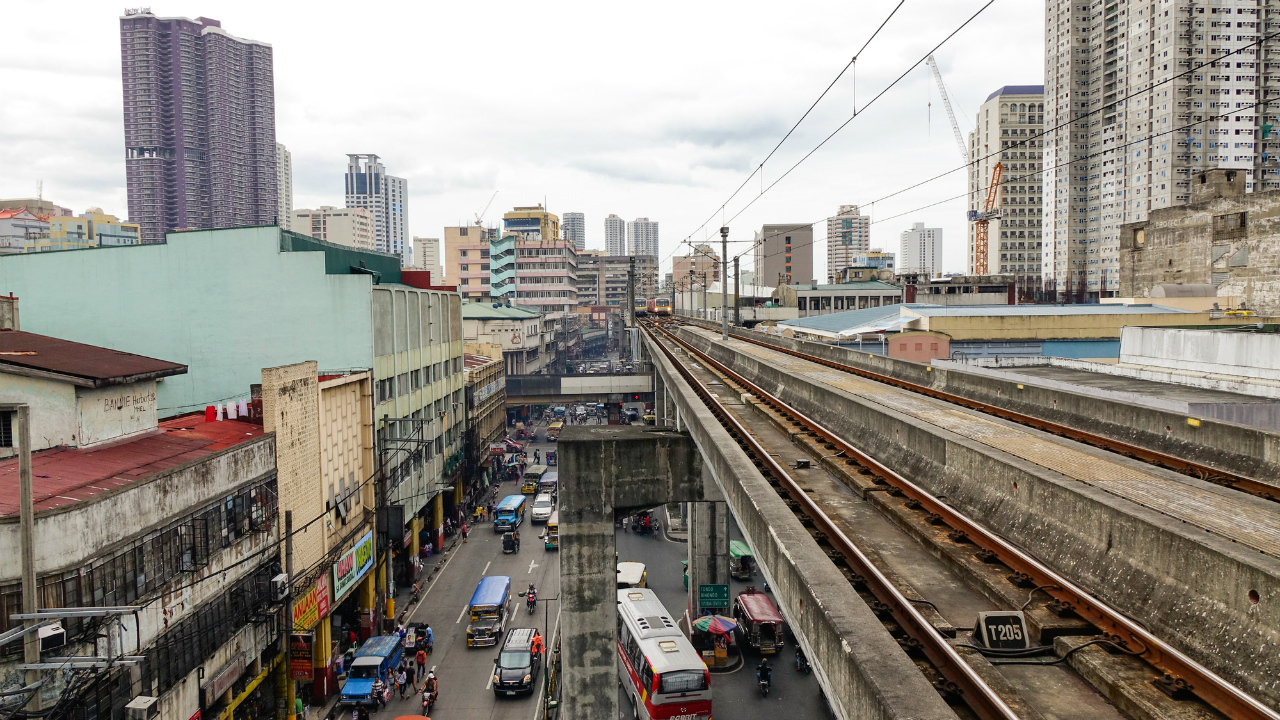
[968,162,1003,275]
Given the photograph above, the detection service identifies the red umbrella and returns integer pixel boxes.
[692,614,738,635]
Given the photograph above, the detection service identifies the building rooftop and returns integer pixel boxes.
[0,331,187,387]
[905,303,1192,318]
[985,85,1045,101]
[778,303,926,333]
[0,413,265,516]
[785,281,900,292]
[461,302,542,320]
[463,352,496,369]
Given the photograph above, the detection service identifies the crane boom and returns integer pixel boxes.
[926,55,970,165]
[474,190,498,227]
[971,162,1002,275]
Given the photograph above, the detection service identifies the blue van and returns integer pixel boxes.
[339,635,403,706]
[467,575,512,647]
[493,495,527,532]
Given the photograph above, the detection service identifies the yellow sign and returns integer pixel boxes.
[292,574,331,630]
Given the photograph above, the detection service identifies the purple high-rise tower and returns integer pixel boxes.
[120,11,277,244]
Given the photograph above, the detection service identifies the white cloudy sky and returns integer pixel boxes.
[1,0,1042,278]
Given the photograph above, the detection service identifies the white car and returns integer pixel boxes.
[531,493,555,523]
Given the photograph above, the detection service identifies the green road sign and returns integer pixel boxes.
[698,584,730,609]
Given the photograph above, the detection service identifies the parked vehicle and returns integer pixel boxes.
[493,627,543,697]
[494,495,527,532]
[729,540,757,581]
[339,636,403,706]
[466,576,512,647]
[734,587,785,655]
[531,493,555,523]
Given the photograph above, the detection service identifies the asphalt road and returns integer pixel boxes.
[375,433,561,719]
[614,511,834,720]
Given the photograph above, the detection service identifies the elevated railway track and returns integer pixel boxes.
[645,319,1280,720]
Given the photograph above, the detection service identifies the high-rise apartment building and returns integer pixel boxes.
[604,214,627,255]
[825,205,871,282]
[967,86,1044,285]
[119,11,277,244]
[292,206,375,250]
[1044,0,1280,301]
[899,222,943,276]
[414,237,443,280]
[563,212,586,250]
[345,154,408,263]
[626,217,659,257]
[276,142,293,230]
[502,205,559,241]
[489,235,579,314]
[754,224,813,287]
[444,225,498,300]
[673,243,721,287]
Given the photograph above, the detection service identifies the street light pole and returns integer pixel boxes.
[719,227,729,340]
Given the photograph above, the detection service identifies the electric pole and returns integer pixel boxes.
[627,257,636,328]
[733,256,741,328]
[284,510,295,720]
[719,227,728,340]
[18,405,40,712]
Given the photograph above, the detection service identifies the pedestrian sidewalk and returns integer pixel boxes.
[664,504,688,543]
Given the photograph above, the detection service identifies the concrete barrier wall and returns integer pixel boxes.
[675,325,1280,709]
[677,317,1280,484]
[646,333,959,720]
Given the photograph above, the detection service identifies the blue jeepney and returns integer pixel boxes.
[466,575,512,647]
[493,494,527,532]
[339,635,403,706]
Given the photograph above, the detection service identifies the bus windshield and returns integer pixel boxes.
[659,669,708,694]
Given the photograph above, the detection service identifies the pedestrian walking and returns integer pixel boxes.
[415,648,427,675]
[406,661,418,693]
[396,667,408,698]
[371,678,387,709]
[461,520,469,542]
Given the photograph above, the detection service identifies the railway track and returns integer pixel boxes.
[672,318,1278,503]
[645,320,1280,720]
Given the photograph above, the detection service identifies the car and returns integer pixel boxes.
[493,627,543,697]
[531,493,555,523]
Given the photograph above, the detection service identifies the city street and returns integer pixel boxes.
[375,431,561,719]
[614,510,834,720]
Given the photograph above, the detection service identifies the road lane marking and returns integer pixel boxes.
[486,662,497,690]
[456,603,469,624]
[482,560,492,575]
[527,559,539,574]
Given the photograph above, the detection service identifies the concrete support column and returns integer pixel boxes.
[688,501,730,618]
[560,426,708,720]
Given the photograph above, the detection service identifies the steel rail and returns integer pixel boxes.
[678,319,1278,503]
[646,324,1021,720]
[654,321,1280,720]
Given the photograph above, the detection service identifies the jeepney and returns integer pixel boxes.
[729,539,757,580]
[733,586,785,655]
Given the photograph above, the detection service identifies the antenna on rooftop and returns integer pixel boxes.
[36,180,42,202]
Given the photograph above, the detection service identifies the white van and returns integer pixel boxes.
[531,493,555,523]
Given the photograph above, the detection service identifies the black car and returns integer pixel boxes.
[493,627,542,697]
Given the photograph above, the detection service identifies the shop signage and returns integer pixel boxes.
[475,379,501,404]
[333,530,374,600]
[202,652,245,701]
[292,574,331,631]
[489,442,507,457]
[289,634,314,681]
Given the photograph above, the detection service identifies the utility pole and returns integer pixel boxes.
[284,510,295,720]
[18,405,40,712]
[719,227,729,340]
[733,256,741,328]
[701,273,707,322]
[627,257,635,328]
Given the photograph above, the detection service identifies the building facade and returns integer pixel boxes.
[775,281,904,318]
[563,211,586,250]
[277,142,293,230]
[754,223,814,287]
[967,86,1044,288]
[1043,0,1280,301]
[444,225,494,299]
[119,11,277,243]
[40,210,141,252]
[345,154,408,264]
[626,217,659,256]
[489,235,579,314]
[855,251,895,271]
[462,303,548,375]
[414,237,444,280]
[0,208,49,253]
[604,214,627,255]
[463,349,506,495]
[673,243,720,288]
[899,222,943,276]
[502,205,559,241]
[1119,169,1280,314]
[292,206,375,250]
[0,198,70,217]
[576,250,604,306]
[825,205,871,281]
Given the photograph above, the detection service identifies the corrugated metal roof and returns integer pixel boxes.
[464,352,496,368]
[909,303,1193,318]
[778,303,933,332]
[0,413,264,517]
[461,302,541,320]
[0,331,187,387]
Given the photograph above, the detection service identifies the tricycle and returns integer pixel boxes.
[546,450,557,466]
[502,531,521,554]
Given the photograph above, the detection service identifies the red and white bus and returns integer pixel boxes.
[617,588,712,719]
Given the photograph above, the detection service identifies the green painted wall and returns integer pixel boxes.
[0,226,376,415]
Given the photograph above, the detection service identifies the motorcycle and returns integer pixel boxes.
[527,592,537,614]
[796,648,811,674]
[421,688,437,713]
[758,673,771,697]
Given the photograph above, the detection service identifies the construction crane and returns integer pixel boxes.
[926,55,969,165]
[968,162,1002,275]
[473,190,498,227]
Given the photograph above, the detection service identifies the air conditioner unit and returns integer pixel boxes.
[38,622,66,652]
[124,696,158,720]
[271,573,289,602]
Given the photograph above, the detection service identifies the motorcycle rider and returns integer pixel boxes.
[756,658,772,691]
[421,670,439,709]
[527,583,537,611]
